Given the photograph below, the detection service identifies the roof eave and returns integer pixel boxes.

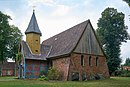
[25,32,42,36]
[46,53,71,60]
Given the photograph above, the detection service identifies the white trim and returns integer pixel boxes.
[46,46,52,57]
[26,42,41,56]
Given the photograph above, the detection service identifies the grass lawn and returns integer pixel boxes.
[0,77,130,87]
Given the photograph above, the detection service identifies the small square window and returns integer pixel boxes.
[35,50,38,52]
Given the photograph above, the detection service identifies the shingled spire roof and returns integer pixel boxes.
[25,10,42,36]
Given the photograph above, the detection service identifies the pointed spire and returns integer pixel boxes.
[25,10,42,36]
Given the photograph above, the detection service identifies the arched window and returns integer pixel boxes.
[96,57,98,66]
[89,56,92,66]
[81,55,84,66]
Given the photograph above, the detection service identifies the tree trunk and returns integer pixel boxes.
[0,50,4,76]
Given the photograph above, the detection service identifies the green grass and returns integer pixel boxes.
[0,77,130,87]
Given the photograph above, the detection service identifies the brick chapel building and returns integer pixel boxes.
[19,10,109,81]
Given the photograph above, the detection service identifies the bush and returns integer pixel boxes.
[38,75,49,81]
[47,67,61,80]
[0,70,1,76]
[72,72,79,81]
[40,70,47,76]
[114,70,130,77]
[120,70,130,77]
[82,72,86,81]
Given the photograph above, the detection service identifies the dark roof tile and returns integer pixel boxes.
[25,11,42,36]
[42,20,89,58]
[21,41,51,60]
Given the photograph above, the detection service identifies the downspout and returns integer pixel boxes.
[23,55,26,78]
[21,43,26,78]
[67,54,71,81]
[22,48,26,78]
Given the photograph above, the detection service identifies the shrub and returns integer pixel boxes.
[38,75,49,81]
[114,70,130,77]
[94,74,100,80]
[0,69,1,76]
[40,70,47,76]
[71,72,79,81]
[120,70,130,77]
[47,67,61,80]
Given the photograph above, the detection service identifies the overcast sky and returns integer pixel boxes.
[0,0,129,63]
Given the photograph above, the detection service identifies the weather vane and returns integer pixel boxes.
[33,5,36,12]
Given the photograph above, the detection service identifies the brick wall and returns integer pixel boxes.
[51,53,109,81]
[52,57,70,80]
[68,53,109,81]
[2,69,14,76]
[0,62,17,76]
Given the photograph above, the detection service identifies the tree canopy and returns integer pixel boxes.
[96,7,129,75]
[124,58,130,66]
[0,11,22,63]
[123,0,130,7]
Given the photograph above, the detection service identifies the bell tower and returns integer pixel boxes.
[25,10,42,54]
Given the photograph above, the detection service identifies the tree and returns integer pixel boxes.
[8,25,22,61]
[124,58,130,66]
[0,11,22,63]
[0,11,11,63]
[96,7,129,75]
[123,0,130,7]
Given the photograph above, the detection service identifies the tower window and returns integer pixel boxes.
[35,50,38,52]
[81,55,84,66]
[96,57,98,66]
[36,40,38,43]
[89,56,92,66]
